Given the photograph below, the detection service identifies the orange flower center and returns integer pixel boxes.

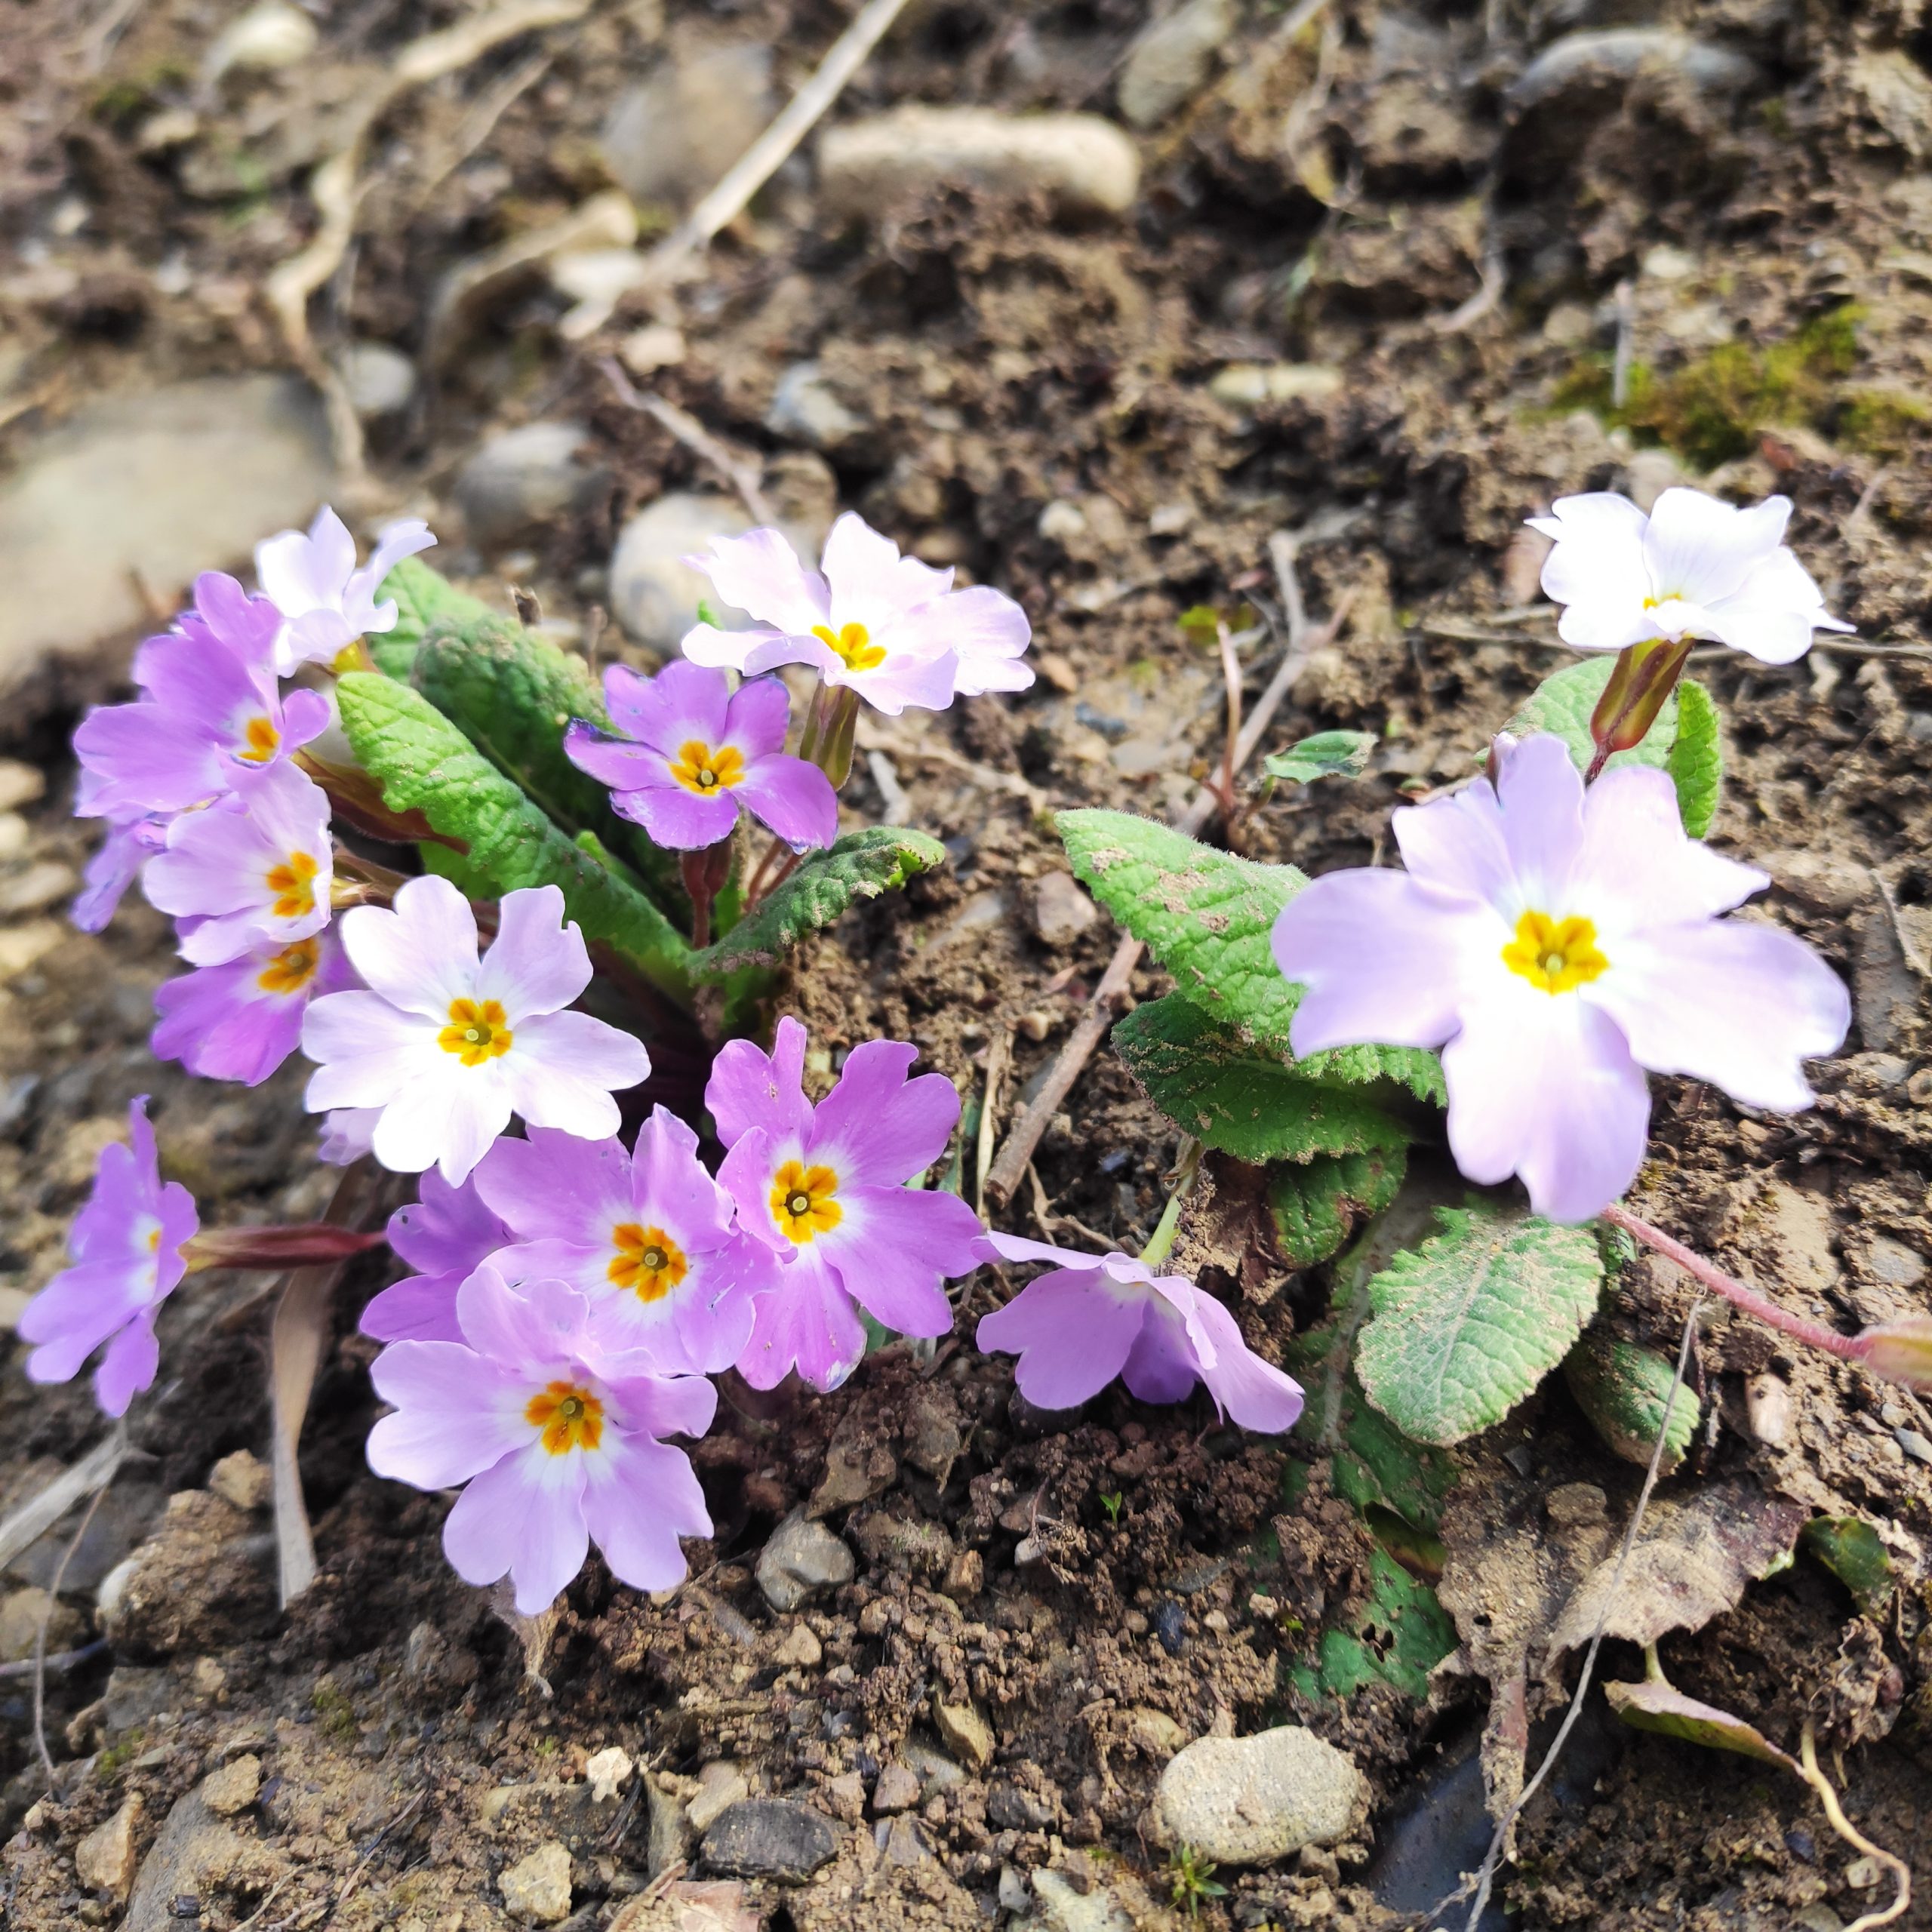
[265,850,319,919]
[237,715,281,764]
[811,620,886,672]
[669,740,746,796]
[257,937,321,995]
[1501,910,1610,995]
[525,1380,604,1455]
[608,1223,688,1303]
[438,997,513,1066]
[770,1158,841,1243]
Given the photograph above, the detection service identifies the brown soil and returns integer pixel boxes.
[3,0,1932,1927]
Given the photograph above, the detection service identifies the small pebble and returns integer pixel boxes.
[1894,1428,1932,1465]
[1152,1601,1186,1656]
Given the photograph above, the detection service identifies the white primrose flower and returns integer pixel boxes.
[256,505,438,674]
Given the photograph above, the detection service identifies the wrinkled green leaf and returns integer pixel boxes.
[1802,1515,1895,1617]
[371,557,496,678]
[1602,1677,1800,1772]
[335,672,694,1002]
[1267,1147,1407,1269]
[690,827,948,980]
[1264,729,1377,787]
[1057,808,1442,1102]
[1113,995,1413,1164]
[1287,1546,1457,1702]
[1355,1202,1605,1446]
[1564,1331,1697,1473]
[1504,657,1722,834]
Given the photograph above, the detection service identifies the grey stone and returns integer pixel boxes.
[701,1798,838,1881]
[336,341,417,420]
[1020,1869,1134,1932]
[819,109,1140,223]
[123,1789,251,1928]
[755,1509,855,1613]
[454,420,604,552]
[854,1510,954,1577]
[1147,1724,1364,1866]
[601,45,775,212]
[1867,1235,1927,1290]
[1118,0,1235,130]
[500,1839,574,1922]
[608,493,752,651]
[1028,872,1100,949]
[766,362,863,452]
[987,1781,1056,1830]
[902,1741,967,1791]
[1897,1429,1932,1466]
[1509,29,1758,113]
[872,1763,920,1814]
[0,376,333,716]
[94,1489,275,1657]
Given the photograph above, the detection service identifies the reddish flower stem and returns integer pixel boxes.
[1601,1203,1869,1367]
[183,1224,390,1272]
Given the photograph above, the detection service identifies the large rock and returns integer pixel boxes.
[500,1840,574,1922]
[755,1509,854,1613]
[701,1798,837,1881]
[95,1489,276,1657]
[453,420,605,553]
[122,1789,254,1928]
[1147,1725,1364,1866]
[819,109,1140,221]
[601,45,775,211]
[609,493,752,651]
[0,376,333,724]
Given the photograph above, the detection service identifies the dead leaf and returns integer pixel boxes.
[1602,1676,1801,1772]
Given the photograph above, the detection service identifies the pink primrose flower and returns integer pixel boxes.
[255,506,438,674]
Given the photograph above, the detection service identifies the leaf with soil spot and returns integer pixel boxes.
[1563,1331,1698,1472]
[1057,808,1442,1100]
[1267,1147,1407,1270]
[1505,657,1722,835]
[689,826,949,979]
[1801,1515,1895,1618]
[1264,729,1378,787]
[1355,1202,1604,1447]
[1287,1544,1457,1703]
[1546,1478,1810,1660]
[1111,995,1414,1164]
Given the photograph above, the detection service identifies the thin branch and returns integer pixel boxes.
[0,1431,127,1574]
[34,1481,110,1789]
[598,358,774,524]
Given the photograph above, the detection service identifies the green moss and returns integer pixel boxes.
[1552,304,1865,469]
[309,1675,358,1743]
[1838,387,1931,457]
[95,1730,144,1779]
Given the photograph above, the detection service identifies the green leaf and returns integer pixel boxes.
[1802,1515,1895,1617]
[1267,1147,1406,1269]
[1563,1331,1697,1472]
[1264,729,1377,786]
[690,827,949,980]
[1287,1546,1457,1702]
[1504,657,1723,833]
[1355,1202,1605,1447]
[334,672,695,1003]
[370,557,497,678]
[1113,995,1413,1164]
[1057,808,1442,1103]
[1666,675,1723,837]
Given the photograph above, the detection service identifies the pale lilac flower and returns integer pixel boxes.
[681,511,1033,715]
[367,1264,715,1613]
[72,811,170,934]
[72,572,331,820]
[564,662,837,852]
[143,759,334,967]
[361,1171,510,1343]
[976,1233,1304,1430]
[152,926,355,1086]
[17,1097,198,1417]
[707,1016,982,1392]
[1271,734,1850,1223]
[475,1109,768,1374]
[256,506,438,674]
[318,1107,381,1166]
[301,876,651,1185]
[1529,487,1851,666]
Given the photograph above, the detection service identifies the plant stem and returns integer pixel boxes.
[1138,1140,1203,1268]
[1601,1203,1867,1367]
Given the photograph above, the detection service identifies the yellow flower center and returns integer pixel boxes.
[238,715,281,764]
[669,740,747,796]
[1502,910,1610,995]
[438,996,514,1066]
[770,1158,842,1242]
[257,936,321,995]
[812,620,887,673]
[608,1223,688,1303]
[264,850,319,919]
[525,1380,605,1456]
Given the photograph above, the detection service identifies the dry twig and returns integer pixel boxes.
[599,358,774,523]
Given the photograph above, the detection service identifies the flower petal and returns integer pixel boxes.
[823,1184,979,1337]
[93,1315,160,1417]
[368,1340,528,1485]
[822,512,951,630]
[884,585,1033,696]
[441,1447,590,1614]
[976,1269,1144,1409]
[475,884,591,1019]
[731,755,838,850]
[721,675,794,761]
[580,1434,709,1593]
[473,1127,632,1247]
[1187,1294,1305,1431]
[706,1015,811,1149]
[1392,775,1515,906]
[610,780,740,850]
[737,1252,867,1392]
[692,528,830,635]
[808,1044,958,1185]
[1699,544,1850,665]
[340,874,480,1019]
[1494,733,1586,908]
[1571,764,1766,937]
[501,1010,650,1134]
[1531,493,1654,652]
[1643,488,1787,609]
[601,659,731,753]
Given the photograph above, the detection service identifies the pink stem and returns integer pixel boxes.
[1601,1203,1869,1367]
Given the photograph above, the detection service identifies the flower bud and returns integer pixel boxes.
[1857,1317,1932,1391]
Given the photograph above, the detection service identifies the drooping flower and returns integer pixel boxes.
[975,1233,1304,1430]
[563,662,838,852]
[72,811,171,934]
[72,572,331,820]
[681,512,1033,714]
[301,876,651,1185]
[361,1170,511,1343]
[152,926,355,1086]
[474,1109,768,1374]
[256,506,438,674]
[318,1107,381,1167]
[367,1264,715,1613]
[1270,733,1850,1223]
[143,759,335,966]
[1530,487,1851,666]
[17,1097,198,1417]
[706,1016,983,1392]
